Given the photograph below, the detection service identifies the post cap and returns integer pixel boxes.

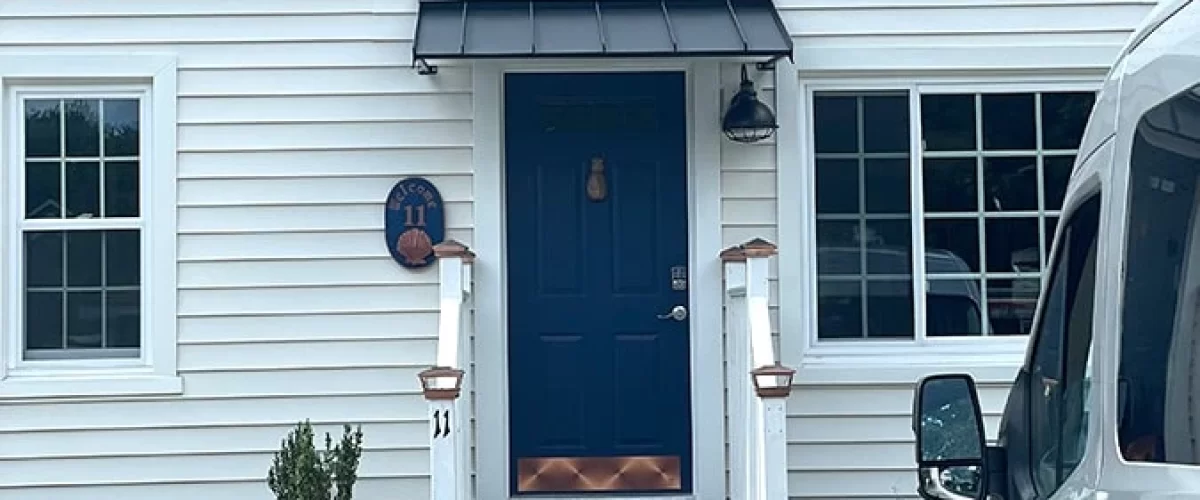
[433,239,475,263]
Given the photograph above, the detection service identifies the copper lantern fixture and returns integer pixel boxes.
[418,365,465,400]
[751,362,795,398]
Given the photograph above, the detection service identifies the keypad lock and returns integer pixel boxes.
[671,265,687,291]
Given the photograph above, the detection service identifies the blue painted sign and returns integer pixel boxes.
[385,177,446,269]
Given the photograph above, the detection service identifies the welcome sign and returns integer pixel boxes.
[384,177,446,269]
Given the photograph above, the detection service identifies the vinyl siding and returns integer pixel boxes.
[783,0,1157,73]
[783,374,1014,498]
[757,0,1156,498]
[0,1,464,498]
[0,0,1158,499]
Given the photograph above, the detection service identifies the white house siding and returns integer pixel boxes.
[756,0,1158,498]
[0,1,1159,499]
[783,0,1156,74]
[0,1,471,498]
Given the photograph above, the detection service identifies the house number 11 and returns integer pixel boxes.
[405,205,427,227]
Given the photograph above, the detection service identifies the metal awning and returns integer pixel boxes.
[412,0,793,72]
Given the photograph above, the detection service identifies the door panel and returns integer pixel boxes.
[505,72,692,495]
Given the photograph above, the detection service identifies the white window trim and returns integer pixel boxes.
[0,54,180,399]
[779,73,1104,369]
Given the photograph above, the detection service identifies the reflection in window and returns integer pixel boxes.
[21,97,142,360]
[921,91,1095,336]
[1118,84,1200,465]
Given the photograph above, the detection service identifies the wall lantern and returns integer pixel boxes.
[751,362,795,398]
[721,64,779,143]
[418,366,465,400]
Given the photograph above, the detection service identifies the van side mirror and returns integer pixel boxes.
[913,374,988,500]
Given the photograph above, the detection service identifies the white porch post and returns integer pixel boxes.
[724,238,794,500]
[744,239,793,500]
[759,394,789,500]
[421,240,475,500]
[427,396,462,500]
[721,245,750,500]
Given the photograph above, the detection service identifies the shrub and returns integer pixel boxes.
[268,420,365,500]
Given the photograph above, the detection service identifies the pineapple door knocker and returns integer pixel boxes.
[586,156,607,202]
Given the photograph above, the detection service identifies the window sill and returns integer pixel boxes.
[793,360,1021,386]
[0,372,182,400]
[793,340,1028,385]
[804,336,1028,358]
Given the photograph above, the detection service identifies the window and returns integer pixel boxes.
[813,92,914,339]
[1025,195,1100,497]
[0,54,180,398]
[1117,83,1200,465]
[811,87,1096,342]
[20,96,143,360]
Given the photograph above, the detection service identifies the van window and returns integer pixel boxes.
[1118,84,1200,464]
[1026,195,1101,495]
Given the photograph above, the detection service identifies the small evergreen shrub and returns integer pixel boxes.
[268,420,364,500]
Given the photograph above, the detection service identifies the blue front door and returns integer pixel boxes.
[505,72,692,495]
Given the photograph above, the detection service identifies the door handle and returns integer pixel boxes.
[657,305,688,321]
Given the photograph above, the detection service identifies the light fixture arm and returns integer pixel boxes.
[739,64,754,91]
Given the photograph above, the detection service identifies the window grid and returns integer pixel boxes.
[1035,92,1047,285]
[972,94,987,334]
[22,98,142,222]
[100,100,107,218]
[821,211,1059,220]
[25,156,139,163]
[18,94,143,361]
[25,232,140,358]
[819,150,1079,160]
[923,92,1079,337]
[854,94,867,337]
[814,91,913,339]
[813,87,1095,342]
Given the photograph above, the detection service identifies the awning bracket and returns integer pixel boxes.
[755,54,786,71]
[415,58,438,75]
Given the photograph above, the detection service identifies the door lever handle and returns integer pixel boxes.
[657,305,688,321]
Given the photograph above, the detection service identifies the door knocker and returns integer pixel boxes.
[586,157,607,202]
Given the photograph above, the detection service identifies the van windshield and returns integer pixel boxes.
[1118,83,1200,464]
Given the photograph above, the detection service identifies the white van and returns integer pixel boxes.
[911,1,1200,498]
